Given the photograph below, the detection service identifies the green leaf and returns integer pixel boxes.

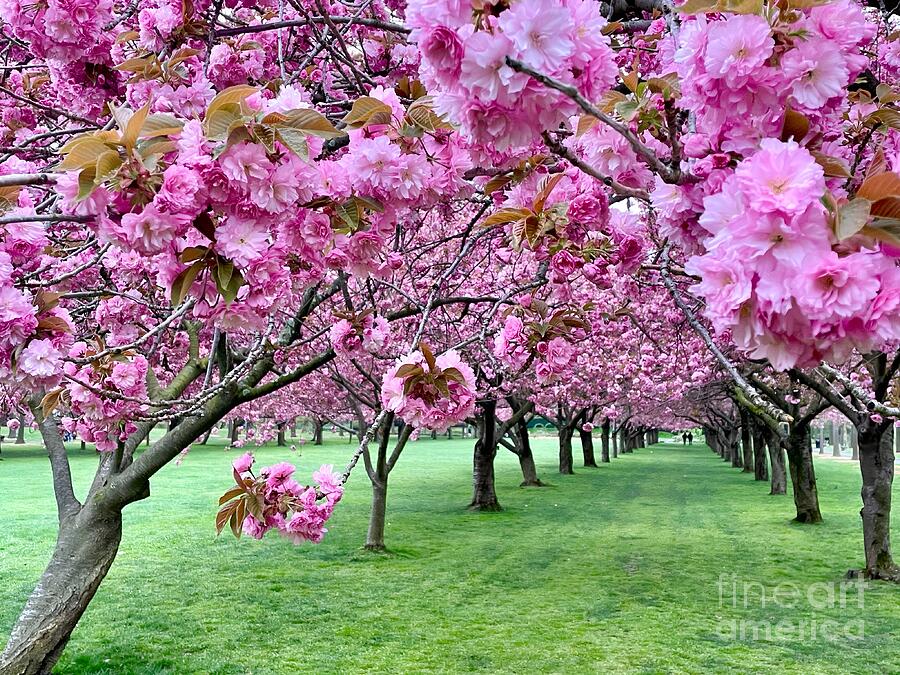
[76,167,98,201]
[220,267,244,304]
[179,246,208,263]
[170,260,203,305]
[216,259,235,291]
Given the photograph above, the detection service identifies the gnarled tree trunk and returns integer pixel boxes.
[751,421,768,482]
[785,426,822,523]
[740,409,753,472]
[729,425,742,469]
[0,505,122,675]
[558,424,575,474]
[857,424,899,580]
[313,418,324,445]
[363,414,412,551]
[601,419,610,463]
[471,399,501,511]
[366,480,388,551]
[513,417,543,487]
[622,427,635,453]
[766,430,787,495]
[580,428,597,467]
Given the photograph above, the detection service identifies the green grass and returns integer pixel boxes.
[1,430,898,674]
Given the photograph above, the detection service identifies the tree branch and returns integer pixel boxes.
[659,247,792,429]
[506,57,679,184]
[28,395,81,523]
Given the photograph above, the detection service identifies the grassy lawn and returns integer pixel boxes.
[1,430,898,674]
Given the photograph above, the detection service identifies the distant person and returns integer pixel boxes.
[682,432,687,445]
[687,432,693,445]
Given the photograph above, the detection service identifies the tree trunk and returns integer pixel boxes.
[785,426,822,523]
[365,479,388,551]
[612,428,619,457]
[0,506,122,674]
[766,431,787,495]
[622,428,634,453]
[514,419,543,487]
[15,413,25,444]
[601,420,610,463]
[751,422,768,482]
[831,421,841,457]
[730,430,743,468]
[740,409,753,472]
[558,425,575,474]
[313,419,323,446]
[229,420,239,444]
[276,423,286,447]
[290,419,297,438]
[580,428,598,467]
[470,400,501,511]
[856,424,900,580]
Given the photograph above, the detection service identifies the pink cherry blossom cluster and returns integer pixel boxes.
[407,0,617,153]
[221,453,344,545]
[61,344,149,452]
[0,220,74,391]
[685,139,900,370]
[329,313,391,359]
[489,168,647,291]
[492,297,587,384]
[380,347,476,432]
[0,0,114,63]
[671,4,873,155]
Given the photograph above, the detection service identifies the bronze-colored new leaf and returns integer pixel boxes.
[856,171,900,201]
[40,389,63,419]
[342,97,393,129]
